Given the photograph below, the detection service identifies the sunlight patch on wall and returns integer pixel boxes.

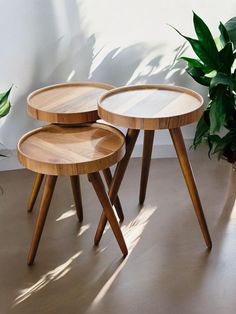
[67,70,76,82]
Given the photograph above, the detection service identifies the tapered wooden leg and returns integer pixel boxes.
[94,129,140,245]
[102,168,124,222]
[27,173,44,212]
[27,175,57,265]
[169,127,212,249]
[88,172,128,256]
[139,130,155,205]
[70,176,83,222]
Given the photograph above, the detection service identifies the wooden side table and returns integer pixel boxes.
[18,123,127,265]
[27,82,114,124]
[96,84,212,249]
[26,82,123,221]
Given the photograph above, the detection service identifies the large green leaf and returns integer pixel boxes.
[207,134,222,157]
[224,17,236,49]
[172,26,220,70]
[193,110,210,147]
[0,86,12,118]
[210,72,231,88]
[193,12,220,66]
[218,42,234,73]
[209,93,226,133]
[181,57,204,68]
[219,22,230,46]
[186,66,211,86]
[231,70,236,91]
[180,57,212,73]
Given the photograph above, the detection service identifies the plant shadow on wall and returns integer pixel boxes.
[172,12,236,164]
[39,2,197,91]
[9,0,199,111]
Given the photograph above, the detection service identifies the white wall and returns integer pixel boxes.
[0,0,235,169]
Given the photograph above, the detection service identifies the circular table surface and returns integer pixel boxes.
[17,123,125,176]
[27,82,114,124]
[98,85,203,130]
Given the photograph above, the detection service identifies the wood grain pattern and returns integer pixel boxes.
[94,129,140,245]
[70,176,83,222]
[17,123,125,176]
[88,172,128,256]
[102,168,124,222]
[28,175,57,265]
[27,173,44,212]
[98,85,203,130]
[139,130,155,204]
[27,82,114,124]
[169,127,212,248]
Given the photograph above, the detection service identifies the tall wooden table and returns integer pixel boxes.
[95,84,212,249]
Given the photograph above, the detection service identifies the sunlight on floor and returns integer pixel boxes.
[88,205,157,309]
[56,208,76,221]
[77,224,90,236]
[14,251,82,306]
[230,199,236,222]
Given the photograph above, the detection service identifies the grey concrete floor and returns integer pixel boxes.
[0,149,235,314]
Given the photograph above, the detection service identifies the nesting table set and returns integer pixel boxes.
[17,82,212,265]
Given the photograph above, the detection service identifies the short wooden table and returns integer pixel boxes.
[95,84,212,249]
[27,81,114,124]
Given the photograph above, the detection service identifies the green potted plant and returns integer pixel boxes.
[0,86,12,157]
[173,13,236,163]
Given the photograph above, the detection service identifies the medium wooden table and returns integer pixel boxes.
[95,84,212,249]
[26,82,123,221]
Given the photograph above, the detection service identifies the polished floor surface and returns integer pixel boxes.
[0,148,235,314]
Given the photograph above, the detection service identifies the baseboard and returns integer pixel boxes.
[131,139,193,158]
[0,150,23,171]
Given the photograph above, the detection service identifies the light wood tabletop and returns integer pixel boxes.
[27,82,114,124]
[98,85,203,130]
[18,123,125,176]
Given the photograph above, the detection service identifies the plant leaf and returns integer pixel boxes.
[209,93,226,133]
[180,57,212,74]
[0,86,12,118]
[193,110,210,147]
[210,72,231,88]
[219,22,230,46]
[218,42,234,73]
[180,57,203,68]
[171,25,220,70]
[224,17,236,49]
[186,66,211,86]
[193,12,220,67]
[207,134,222,158]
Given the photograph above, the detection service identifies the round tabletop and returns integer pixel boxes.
[98,85,204,130]
[27,82,114,124]
[17,123,125,176]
